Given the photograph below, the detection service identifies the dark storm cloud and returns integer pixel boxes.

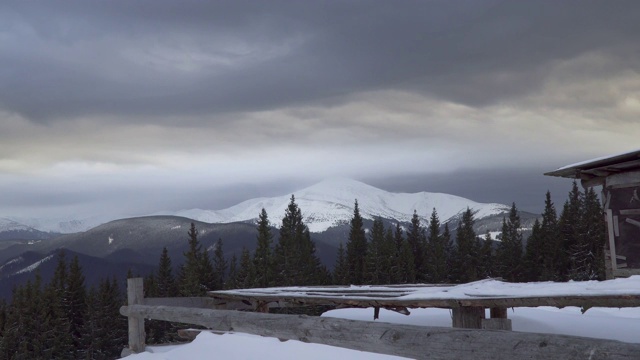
[2,0,639,123]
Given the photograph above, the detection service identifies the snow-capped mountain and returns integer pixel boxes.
[4,215,113,234]
[0,218,35,233]
[160,178,511,233]
[0,218,53,240]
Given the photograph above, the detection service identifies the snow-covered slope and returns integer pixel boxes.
[0,218,35,233]
[162,178,511,232]
[5,215,111,234]
[0,218,54,240]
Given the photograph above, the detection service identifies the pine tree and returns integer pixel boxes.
[212,239,227,290]
[407,210,427,281]
[1,285,25,359]
[399,238,416,283]
[200,245,216,292]
[496,203,524,282]
[333,242,350,285]
[425,208,449,283]
[44,252,74,359]
[237,247,255,288]
[570,187,606,280]
[380,226,397,285]
[80,286,100,359]
[273,195,326,286]
[583,187,606,280]
[156,247,178,297]
[558,182,583,280]
[441,223,454,282]
[364,218,385,284]
[539,191,561,281]
[253,208,274,288]
[391,223,405,284]
[226,254,238,290]
[180,223,203,296]
[478,232,495,279]
[67,255,87,356]
[346,200,367,285]
[43,273,73,359]
[147,247,179,344]
[524,219,543,282]
[451,208,479,283]
[85,278,127,359]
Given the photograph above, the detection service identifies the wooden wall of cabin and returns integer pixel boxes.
[604,181,640,278]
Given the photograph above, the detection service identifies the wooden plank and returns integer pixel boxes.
[143,297,253,310]
[614,216,620,237]
[126,278,146,354]
[121,305,640,360]
[490,307,507,319]
[619,209,640,215]
[604,190,611,210]
[606,170,640,188]
[209,292,640,310]
[606,209,618,272]
[614,269,640,278]
[481,318,512,331]
[581,176,605,188]
[625,218,640,229]
[452,306,484,329]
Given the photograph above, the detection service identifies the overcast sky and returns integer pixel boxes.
[1,0,639,220]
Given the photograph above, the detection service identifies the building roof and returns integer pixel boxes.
[545,148,640,182]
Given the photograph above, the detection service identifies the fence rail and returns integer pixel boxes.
[121,278,640,359]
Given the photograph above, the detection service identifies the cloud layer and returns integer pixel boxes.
[1,1,639,218]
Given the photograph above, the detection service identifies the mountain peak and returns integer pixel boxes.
[164,178,510,232]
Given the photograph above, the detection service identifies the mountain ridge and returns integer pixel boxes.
[157,178,511,232]
[3,178,512,234]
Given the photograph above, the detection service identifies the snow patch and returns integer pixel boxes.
[15,254,54,275]
[0,256,24,272]
[170,225,181,230]
[109,235,114,245]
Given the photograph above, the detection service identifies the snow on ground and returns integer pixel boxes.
[121,305,640,359]
[123,330,408,360]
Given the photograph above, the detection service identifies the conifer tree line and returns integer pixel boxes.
[0,253,127,360]
[334,182,606,285]
[0,183,596,355]
[145,183,606,318]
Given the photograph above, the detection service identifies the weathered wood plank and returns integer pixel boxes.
[481,318,512,331]
[606,170,640,188]
[606,209,618,272]
[121,305,640,360]
[126,278,146,354]
[143,297,253,310]
[489,307,507,319]
[452,306,484,329]
[613,269,640,277]
[209,292,640,310]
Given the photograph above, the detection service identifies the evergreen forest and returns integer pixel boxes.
[0,183,606,358]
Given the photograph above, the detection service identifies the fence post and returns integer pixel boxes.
[127,277,146,353]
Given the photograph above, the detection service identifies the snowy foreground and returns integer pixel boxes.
[121,305,640,359]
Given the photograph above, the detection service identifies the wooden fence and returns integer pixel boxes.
[120,278,640,359]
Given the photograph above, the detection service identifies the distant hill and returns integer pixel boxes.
[0,248,155,299]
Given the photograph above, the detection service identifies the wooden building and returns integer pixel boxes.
[545,149,640,279]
